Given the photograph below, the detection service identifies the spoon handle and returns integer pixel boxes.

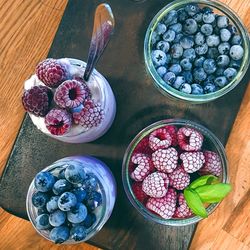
[83,3,115,81]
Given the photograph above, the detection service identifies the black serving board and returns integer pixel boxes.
[0,0,249,249]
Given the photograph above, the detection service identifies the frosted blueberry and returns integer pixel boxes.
[201,24,213,36]
[163,30,176,42]
[164,10,178,25]
[216,55,230,67]
[203,59,217,74]
[180,83,192,94]
[172,76,185,89]
[178,8,188,22]
[202,13,215,23]
[169,23,182,33]
[224,67,237,80]
[180,36,194,49]
[183,18,198,34]
[194,57,206,68]
[163,72,176,85]
[193,12,203,23]
[191,84,204,94]
[218,42,230,55]
[49,210,66,227]
[228,25,237,35]
[151,50,167,66]
[195,44,208,55]
[206,35,220,47]
[156,23,167,35]
[229,45,244,60]
[182,71,193,84]
[151,31,160,45]
[183,48,196,61]
[46,196,59,213]
[215,76,228,88]
[175,33,184,43]
[231,35,242,45]
[156,41,170,53]
[171,43,183,58]
[217,16,229,28]
[49,226,70,244]
[204,83,217,93]
[35,214,50,230]
[202,6,213,14]
[169,64,182,75]
[229,60,241,69]
[220,28,231,42]
[185,4,199,16]
[195,32,205,45]
[180,58,192,71]
[193,68,207,82]
[215,68,225,76]
[157,66,167,77]
[165,53,172,65]
[207,48,219,59]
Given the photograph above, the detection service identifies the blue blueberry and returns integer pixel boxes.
[201,24,213,36]
[81,213,96,229]
[217,16,229,28]
[172,76,185,89]
[207,47,219,59]
[156,41,170,53]
[218,42,230,55]
[86,191,102,211]
[204,83,217,93]
[37,207,48,215]
[194,56,205,67]
[227,25,237,35]
[57,169,66,179]
[53,179,72,195]
[35,214,50,230]
[164,10,178,25]
[163,30,176,42]
[183,18,198,34]
[175,33,184,43]
[231,35,242,45]
[182,71,193,84]
[219,28,231,42]
[67,203,88,223]
[49,210,66,227]
[202,13,215,23]
[216,55,230,67]
[34,171,55,192]
[72,187,87,202]
[151,50,167,67]
[156,23,167,35]
[229,45,244,60]
[202,6,213,14]
[82,174,99,193]
[193,12,203,23]
[180,58,192,71]
[151,31,160,45]
[215,76,228,88]
[183,48,196,61]
[203,59,217,74]
[49,226,70,244]
[180,36,194,49]
[163,72,176,85]
[58,192,77,211]
[195,44,208,55]
[157,66,167,77]
[206,35,220,47]
[229,60,241,69]
[205,74,216,84]
[180,83,192,94]
[169,23,182,33]
[177,8,188,22]
[65,164,86,185]
[191,84,204,94]
[169,64,182,75]
[70,225,87,241]
[224,67,237,80]
[46,196,59,213]
[195,32,205,45]
[193,68,207,82]
[215,68,225,76]
[185,4,199,16]
[170,43,183,58]
[32,191,49,208]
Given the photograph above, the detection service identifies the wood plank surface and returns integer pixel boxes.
[0,0,249,250]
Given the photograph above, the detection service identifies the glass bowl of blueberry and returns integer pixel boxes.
[122,119,231,226]
[26,156,116,244]
[144,0,249,103]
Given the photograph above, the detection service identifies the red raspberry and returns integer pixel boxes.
[173,193,193,218]
[177,127,203,151]
[164,125,178,146]
[180,152,205,173]
[73,77,91,99]
[168,166,190,190]
[132,182,148,204]
[199,151,222,177]
[149,128,172,151]
[152,148,178,173]
[73,99,104,129]
[36,59,67,88]
[142,172,169,198]
[22,86,52,117]
[146,188,177,219]
[134,136,153,155]
[54,80,88,108]
[130,153,154,182]
[45,108,72,135]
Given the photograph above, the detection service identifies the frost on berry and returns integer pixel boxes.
[164,125,178,146]
[180,151,205,173]
[173,193,193,218]
[142,172,169,198]
[168,166,190,190]
[152,147,178,173]
[149,128,172,151]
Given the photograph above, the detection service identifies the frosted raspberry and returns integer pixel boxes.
[134,136,153,155]
[164,125,178,146]
[168,166,190,190]
[173,193,193,218]
[142,172,169,198]
[22,86,52,117]
[45,109,72,135]
[132,182,148,204]
[152,148,178,173]
[177,127,203,151]
[73,100,104,129]
[36,59,67,87]
[54,80,88,108]
[73,77,91,99]
[130,153,154,182]
[149,128,172,151]
[180,152,205,173]
[199,151,222,176]
[146,188,177,219]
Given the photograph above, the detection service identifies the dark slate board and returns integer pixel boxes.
[0,0,249,249]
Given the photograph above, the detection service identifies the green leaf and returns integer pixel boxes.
[184,188,208,218]
[195,183,232,203]
[189,175,219,189]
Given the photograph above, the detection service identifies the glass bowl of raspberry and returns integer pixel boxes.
[22,58,116,143]
[26,155,116,244]
[122,119,229,226]
[144,0,250,103]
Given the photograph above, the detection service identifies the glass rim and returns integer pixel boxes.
[144,0,250,103]
[122,118,229,226]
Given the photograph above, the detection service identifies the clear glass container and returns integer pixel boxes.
[144,0,250,103]
[26,155,116,244]
[122,119,228,226]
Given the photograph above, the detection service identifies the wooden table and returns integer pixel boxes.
[0,0,249,249]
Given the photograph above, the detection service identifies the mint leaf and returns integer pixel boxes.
[184,188,208,218]
[195,183,232,203]
[189,175,218,189]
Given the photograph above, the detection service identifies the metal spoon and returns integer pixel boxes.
[83,3,115,81]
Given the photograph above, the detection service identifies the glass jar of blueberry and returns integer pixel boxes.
[144,0,249,103]
[26,156,116,244]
